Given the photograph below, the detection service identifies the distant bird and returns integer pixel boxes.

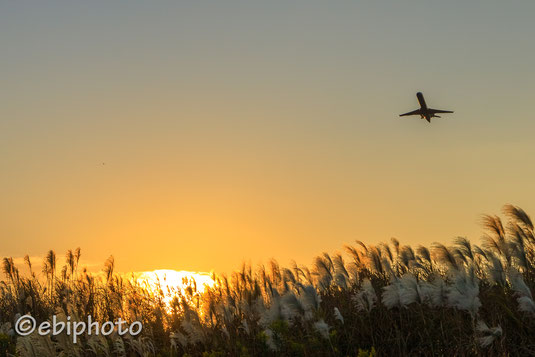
[400,92,453,123]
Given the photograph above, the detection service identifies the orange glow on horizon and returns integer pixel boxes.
[136,269,216,307]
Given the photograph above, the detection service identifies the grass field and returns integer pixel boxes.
[1,204,535,356]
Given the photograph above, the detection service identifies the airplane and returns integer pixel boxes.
[399,92,453,122]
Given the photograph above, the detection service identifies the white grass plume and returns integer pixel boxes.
[259,294,282,327]
[313,319,330,339]
[264,328,278,351]
[432,243,459,271]
[447,267,481,316]
[170,331,188,349]
[280,291,304,323]
[353,279,377,312]
[486,252,506,286]
[333,307,344,323]
[333,254,349,289]
[382,278,403,309]
[241,320,250,335]
[422,274,448,307]
[509,269,535,314]
[298,284,321,320]
[399,273,426,305]
[476,320,502,348]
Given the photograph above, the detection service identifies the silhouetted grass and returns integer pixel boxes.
[1,204,535,356]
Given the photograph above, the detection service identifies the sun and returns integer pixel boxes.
[136,269,216,306]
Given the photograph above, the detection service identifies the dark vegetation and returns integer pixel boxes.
[1,204,535,356]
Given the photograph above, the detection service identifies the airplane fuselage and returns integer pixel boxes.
[416,92,431,121]
[416,92,427,110]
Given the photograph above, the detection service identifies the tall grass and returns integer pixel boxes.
[1,204,535,356]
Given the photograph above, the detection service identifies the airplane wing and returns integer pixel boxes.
[428,108,454,114]
[399,109,422,117]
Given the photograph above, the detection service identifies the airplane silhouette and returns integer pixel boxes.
[400,92,453,123]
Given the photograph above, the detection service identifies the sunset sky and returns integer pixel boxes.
[2,1,535,275]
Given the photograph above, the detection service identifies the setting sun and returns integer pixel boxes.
[136,270,216,306]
